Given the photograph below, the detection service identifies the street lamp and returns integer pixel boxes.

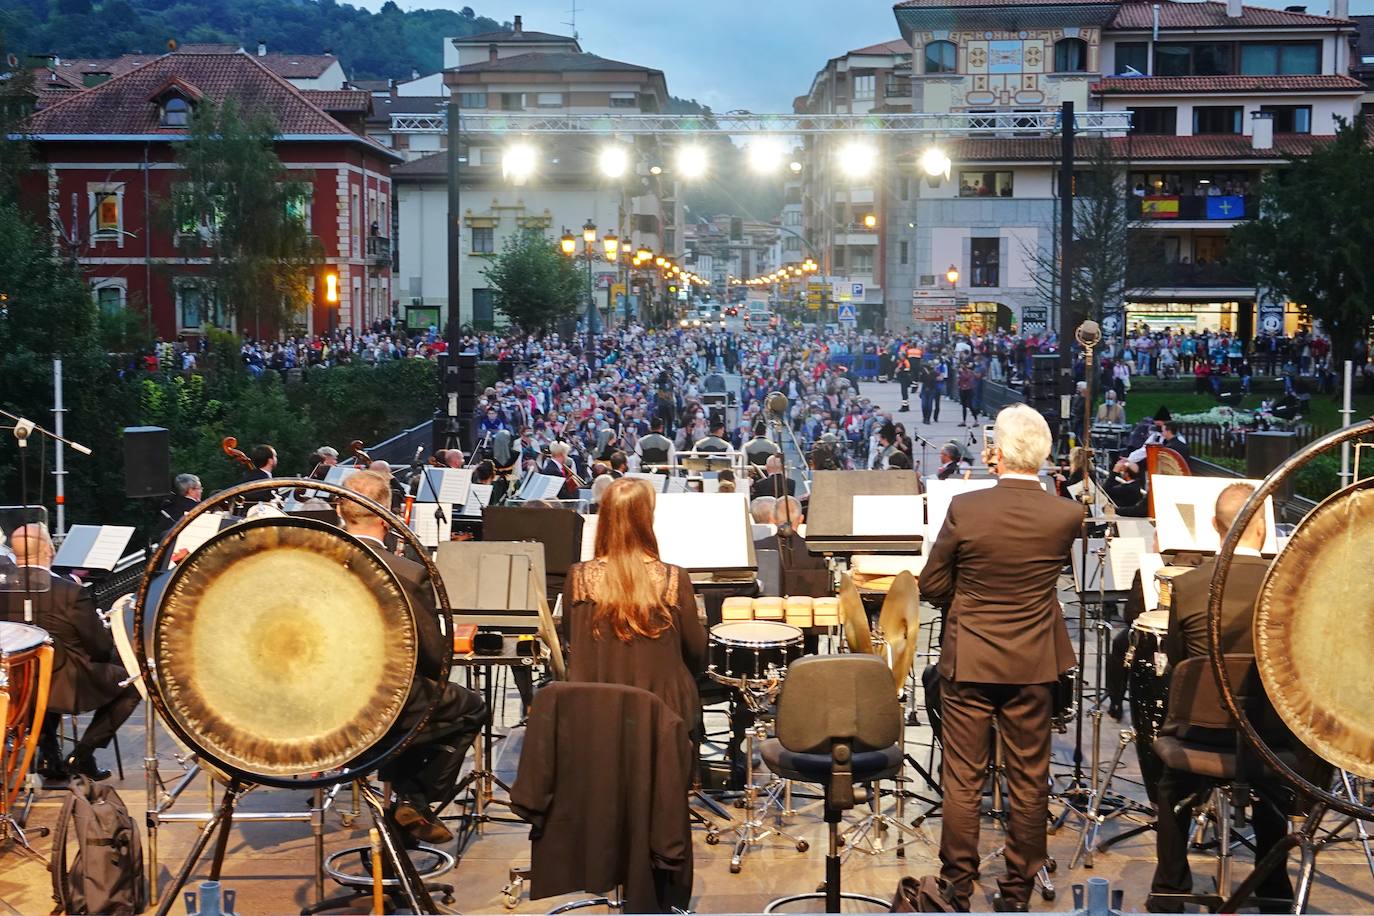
[946,265,960,288]
[862,213,878,229]
[921,145,952,187]
[945,264,960,342]
[560,231,576,256]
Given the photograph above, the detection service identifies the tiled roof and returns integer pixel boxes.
[848,39,912,56]
[24,51,394,157]
[366,94,447,125]
[303,89,372,112]
[1110,0,1353,29]
[1093,75,1365,93]
[455,28,576,43]
[253,52,339,79]
[948,133,1331,161]
[391,151,446,178]
[456,51,659,74]
[896,0,1108,6]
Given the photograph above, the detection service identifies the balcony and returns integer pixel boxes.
[366,235,391,264]
[1128,261,1252,290]
[1128,195,1256,223]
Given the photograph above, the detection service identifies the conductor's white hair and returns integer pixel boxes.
[994,404,1052,474]
[549,441,571,458]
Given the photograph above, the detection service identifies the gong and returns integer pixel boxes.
[1255,479,1374,779]
[149,517,417,784]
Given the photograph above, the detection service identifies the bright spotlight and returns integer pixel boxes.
[598,145,629,178]
[746,137,785,174]
[502,144,538,183]
[789,160,803,174]
[838,141,877,179]
[676,145,708,179]
[920,146,952,185]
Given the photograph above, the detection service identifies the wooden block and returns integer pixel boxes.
[812,597,840,626]
[722,596,755,621]
[753,596,784,620]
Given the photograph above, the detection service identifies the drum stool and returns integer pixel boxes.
[300,842,455,915]
[55,713,124,781]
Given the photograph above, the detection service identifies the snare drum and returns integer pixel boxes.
[1126,609,1171,786]
[707,621,804,684]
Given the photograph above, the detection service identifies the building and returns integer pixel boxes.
[20,48,401,338]
[795,39,913,324]
[684,217,783,292]
[881,0,1359,338]
[394,18,681,329]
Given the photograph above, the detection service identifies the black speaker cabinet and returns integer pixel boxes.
[123,426,170,498]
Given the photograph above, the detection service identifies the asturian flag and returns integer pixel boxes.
[1206,196,1245,219]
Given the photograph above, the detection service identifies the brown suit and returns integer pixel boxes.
[920,477,1082,909]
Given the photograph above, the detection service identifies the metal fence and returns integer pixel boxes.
[1175,421,1332,462]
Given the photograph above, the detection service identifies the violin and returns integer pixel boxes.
[221,437,255,472]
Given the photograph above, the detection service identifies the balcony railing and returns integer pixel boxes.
[1128,194,1256,222]
[366,235,391,263]
[1128,261,1252,289]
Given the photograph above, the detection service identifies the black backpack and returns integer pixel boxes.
[50,775,146,915]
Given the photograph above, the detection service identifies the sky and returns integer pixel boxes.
[359,0,1372,112]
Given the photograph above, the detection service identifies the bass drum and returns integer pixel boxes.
[142,517,419,787]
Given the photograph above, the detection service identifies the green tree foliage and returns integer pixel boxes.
[1231,120,1374,362]
[166,98,322,332]
[2,0,504,80]
[482,229,583,335]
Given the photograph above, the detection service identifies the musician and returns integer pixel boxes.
[155,473,203,541]
[539,442,581,499]
[559,477,706,735]
[1160,421,1191,461]
[367,459,406,511]
[444,449,465,469]
[756,497,825,571]
[317,446,340,467]
[608,451,629,478]
[636,418,676,473]
[749,454,796,499]
[1105,459,1146,515]
[1127,406,1171,465]
[1,523,140,781]
[588,473,614,512]
[340,472,487,846]
[692,421,730,454]
[936,444,963,481]
[921,404,1083,913]
[742,422,780,468]
[1068,381,1087,435]
[1095,390,1125,425]
[240,444,277,503]
[1149,483,1293,911]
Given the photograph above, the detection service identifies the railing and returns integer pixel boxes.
[1128,194,1255,221]
[1128,261,1252,289]
[1175,420,1331,462]
[366,235,391,262]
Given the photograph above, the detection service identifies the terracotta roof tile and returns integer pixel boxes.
[1093,74,1365,93]
[1110,0,1353,30]
[391,151,447,178]
[948,133,1333,162]
[303,89,372,112]
[254,52,340,79]
[848,39,912,56]
[896,0,1108,6]
[457,51,659,74]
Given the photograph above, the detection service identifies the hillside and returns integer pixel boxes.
[0,0,504,80]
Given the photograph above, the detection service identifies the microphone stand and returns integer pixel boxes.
[910,431,941,478]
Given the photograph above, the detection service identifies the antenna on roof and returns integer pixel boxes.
[564,0,581,39]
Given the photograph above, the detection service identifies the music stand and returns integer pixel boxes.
[806,471,924,554]
[434,541,546,632]
[652,493,756,575]
[482,506,584,592]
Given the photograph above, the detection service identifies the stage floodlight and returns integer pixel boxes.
[838,141,877,179]
[502,143,538,183]
[598,145,630,179]
[746,137,785,174]
[676,145,708,179]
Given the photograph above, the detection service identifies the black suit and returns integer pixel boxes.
[1160,435,1191,462]
[0,569,140,751]
[1152,552,1294,908]
[155,494,199,541]
[921,479,1083,909]
[239,467,275,503]
[357,538,488,810]
[749,473,795,500]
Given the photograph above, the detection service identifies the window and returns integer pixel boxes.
[970,238,999,288]
[1155,42,1234,76]
[1240,41,1320,75]
[635,214,659,234]
[852,73,876,101]
[959,170,1014,197]
[94,192,119,233]
[832,247,846,269]
[899,240,909,265]
[850,248,874,272]
[472,288,495,326]
[472,226,494,253]
[1194,106,1243,135]
[1260,104,1312,133]
[899,176,910,201]
[177,283,217,330]
[925,40,957,74]
[609,92,637,108]
[535,92,563,108]
[161,96,191,127]
[884,76,910,98]
[285,190,311,229]
[1130,107,1178,136]
[93,285,123,316]
[499,92,524,111]
[1054,38,1088,73]
[1115,42,1148,75]
[88,183,124,245]
[457,92,487,108]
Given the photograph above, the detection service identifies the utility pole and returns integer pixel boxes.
[1058,99,1076,385]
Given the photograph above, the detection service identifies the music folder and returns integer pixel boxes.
[434,541,546,631]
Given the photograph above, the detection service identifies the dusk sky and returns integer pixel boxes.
[357,0,1371,113]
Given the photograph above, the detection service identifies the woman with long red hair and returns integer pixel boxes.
[561,477,706,733]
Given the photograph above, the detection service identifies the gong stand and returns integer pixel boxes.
[1207,419,1374,913]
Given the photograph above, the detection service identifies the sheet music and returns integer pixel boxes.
[1107,537,1146,592]
[460,484,493,517]
[1152,476,1279,554]
[1139,552,1166,611]
[654,493,751,570]
[419,468,472,505]
[518,474,565,501]
[580,513,598,561]
[625,472,667,492]
[409,509,451,548]
[851,495,925,536]
[663,475,688,494]
[173,512,226,559]
[324,465,359,486]
[923,478,998,544]
[52,525,135,571]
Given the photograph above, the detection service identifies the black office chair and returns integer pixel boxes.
[760,655,903,913]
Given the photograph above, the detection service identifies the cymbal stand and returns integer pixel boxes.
[1316,771,1374,880]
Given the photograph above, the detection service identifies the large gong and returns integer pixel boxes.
[1255,478,1374,779]
[148,516,416,784]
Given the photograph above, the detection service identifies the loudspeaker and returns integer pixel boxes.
[123,426,170,498]
[1246,431,1297,502]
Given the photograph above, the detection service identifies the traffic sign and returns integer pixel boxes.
[852,282,865,299]
[837,303,857,324]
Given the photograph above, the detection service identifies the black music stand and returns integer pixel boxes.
[805,470,924,554]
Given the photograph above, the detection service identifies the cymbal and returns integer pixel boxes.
[878,571,922,694]
[838,573,873,655]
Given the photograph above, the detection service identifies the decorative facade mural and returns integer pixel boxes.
[915,28,1098,109]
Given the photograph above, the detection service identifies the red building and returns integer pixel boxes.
[20,48,400,338]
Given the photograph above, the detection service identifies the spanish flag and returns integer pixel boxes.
[1141,195,1180,218]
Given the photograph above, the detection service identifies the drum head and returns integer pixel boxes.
[152,518,417,780]
[1133,609,1170,634]
[0,621,49,655]
[711,620,803,646]
[1256,482,1374,779]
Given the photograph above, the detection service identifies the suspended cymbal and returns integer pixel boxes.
[878,571,922,694]
[838,573,873,656]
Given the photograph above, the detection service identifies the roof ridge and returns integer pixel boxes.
[238,50,359,137]
[25,48,177,120]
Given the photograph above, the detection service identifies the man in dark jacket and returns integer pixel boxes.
[155,473,203,542]
[1,524,140,781]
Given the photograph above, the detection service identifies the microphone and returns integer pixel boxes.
[765,391,788,417]
[1075,320,1102,350]
[413,445,424,464]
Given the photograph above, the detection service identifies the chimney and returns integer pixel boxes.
[1252,110,1274,149]
[1331,0,1348,18]
[1226,0,1242,17]
[257,39,267,57]
[412,68,419,79]
[513,14,523,34]
[489,43,499,62]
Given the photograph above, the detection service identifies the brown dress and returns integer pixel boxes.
[560,558,707,733]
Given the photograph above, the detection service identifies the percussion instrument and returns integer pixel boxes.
[1051,668,1079,733]
[143,516,419,786]
[2,621,52,813]
[1153,565,1193,615]
[1125,610,1172,764]
[707,621,804,686]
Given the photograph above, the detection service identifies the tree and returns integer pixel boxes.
[482,229,584,334]
[1231,120,1374,362]
[166,98,322,334]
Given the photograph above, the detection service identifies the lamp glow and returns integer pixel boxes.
[603,233,619,259]
[582,221,597,245]
[746,137,785,174]
[598,145,629,178]
[560,232,576,256]
[946,264,960,286]
[676,145,708,179]
[501,143,538,183]
[838,141,877,179]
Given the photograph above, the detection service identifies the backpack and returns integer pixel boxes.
[50,775,146,915]
[889,875,958,913]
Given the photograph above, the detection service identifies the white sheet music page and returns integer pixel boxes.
[1107,537,1147,592]
[410,510,451,548]
[173,512,226,559]
[53,525,135,570]
[422,468,472,505]
[462,484,493,517]
[851,495,924,536]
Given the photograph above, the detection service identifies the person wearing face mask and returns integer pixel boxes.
[1095,389,1126,425]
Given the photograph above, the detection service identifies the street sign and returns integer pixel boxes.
[852,282,865,299]
[1020,306,1049,333]
[837,303,857,324]
[912,288,958,321]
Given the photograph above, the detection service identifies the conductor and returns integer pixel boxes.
[921,405,1083,912]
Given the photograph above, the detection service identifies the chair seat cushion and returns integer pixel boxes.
[760,738,902,784]
[1154,736,1236,780]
